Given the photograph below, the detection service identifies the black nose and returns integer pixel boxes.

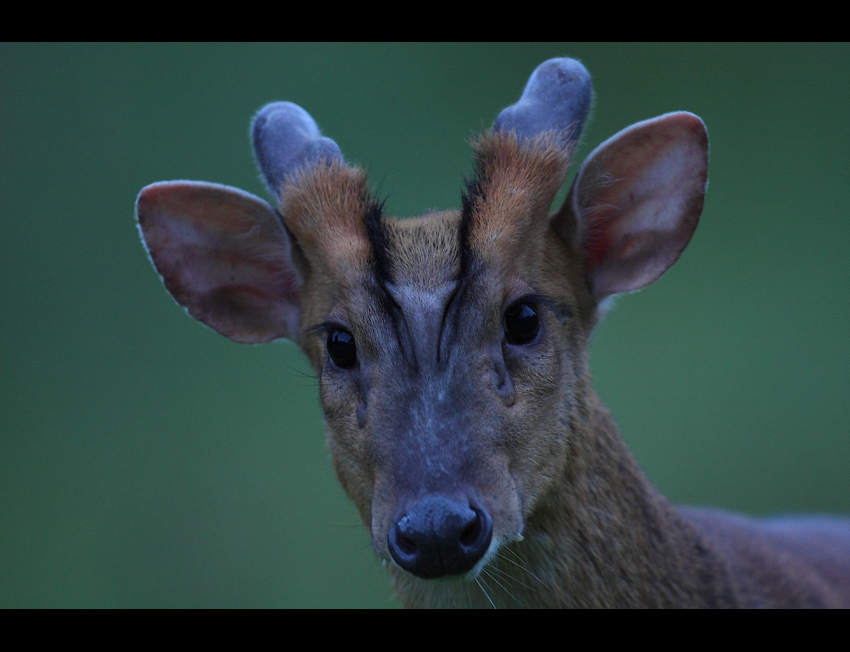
[388,496,493,579]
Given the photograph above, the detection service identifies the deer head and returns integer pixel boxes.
[136,58,708,594]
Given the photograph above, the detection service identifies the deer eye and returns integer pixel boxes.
[504,300,540,345]
[327,328,357,369]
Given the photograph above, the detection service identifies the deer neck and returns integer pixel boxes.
[389,388,733,609]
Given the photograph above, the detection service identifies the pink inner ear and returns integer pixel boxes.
[137,181,301,344]
[573,112,708,299]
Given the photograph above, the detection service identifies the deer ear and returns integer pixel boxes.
[564,111,708,300]
[136,181,301,343]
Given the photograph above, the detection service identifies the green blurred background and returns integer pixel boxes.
[1,43,848,608]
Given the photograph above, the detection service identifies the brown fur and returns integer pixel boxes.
[139,111,850,607]
[282,133,850,608]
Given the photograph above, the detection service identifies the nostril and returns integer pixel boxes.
[460,509,483,547]
[392,518,418,557]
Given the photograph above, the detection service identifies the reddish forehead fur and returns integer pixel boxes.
[280,161,374,280]
[466,131,572,278]
[280,132,571,290]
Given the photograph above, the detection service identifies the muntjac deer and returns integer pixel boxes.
[136,58,850,608]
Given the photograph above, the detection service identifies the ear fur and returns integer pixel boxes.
[557,111,708,300]
[136,181,301,343]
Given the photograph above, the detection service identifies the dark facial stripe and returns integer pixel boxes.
[361,196,419,370]
[459,175,485,282]
[363,196,392,285]
[361,194,400,320]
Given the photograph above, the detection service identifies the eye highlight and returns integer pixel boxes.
[327,328,357,369]
[504,300,540,345]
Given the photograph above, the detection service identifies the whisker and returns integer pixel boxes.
[474,575,497,609]
[486,560,537,594]
[280,361,318,381]
[498,546,546,587]
[480,567,522,606]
